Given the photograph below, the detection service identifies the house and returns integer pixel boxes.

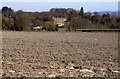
[33,26,43,31]
[52,17,67,28]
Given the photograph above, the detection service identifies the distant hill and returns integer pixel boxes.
[91,11,119,16]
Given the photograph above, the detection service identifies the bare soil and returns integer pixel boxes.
[2,31,120,77]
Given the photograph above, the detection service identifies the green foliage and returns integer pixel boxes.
[2,19,14,30]
[68,17,94,31]
[79,7,84,18]
[2,6,14,18]
[50,8,67,18]
[1,6,120,31]
[48,25,58,31]
[66,8,78,20]
[43,22,58,31]
[13,12,31,31]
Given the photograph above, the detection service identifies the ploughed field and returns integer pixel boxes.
[2,31,120,77]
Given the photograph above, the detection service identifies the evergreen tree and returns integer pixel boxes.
[79,7,84,18]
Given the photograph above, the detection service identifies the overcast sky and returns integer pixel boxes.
[1,1,119,12]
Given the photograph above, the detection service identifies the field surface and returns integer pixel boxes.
[2,31,120,77]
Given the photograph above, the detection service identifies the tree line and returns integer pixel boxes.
[1,6,120,31]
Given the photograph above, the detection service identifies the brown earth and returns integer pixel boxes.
[2,31,120,77]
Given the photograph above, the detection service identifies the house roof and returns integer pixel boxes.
[52,17,67,25]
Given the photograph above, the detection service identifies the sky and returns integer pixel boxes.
[1,0,119,12]
[1,0,119,2]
